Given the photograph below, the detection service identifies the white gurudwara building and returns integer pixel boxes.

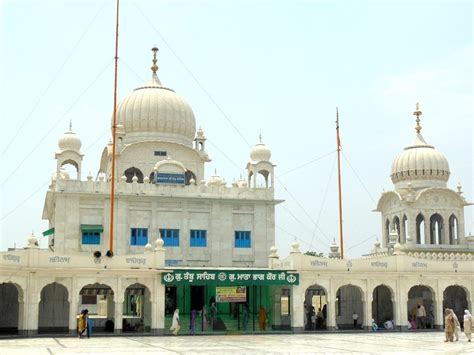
[0,50,472,336]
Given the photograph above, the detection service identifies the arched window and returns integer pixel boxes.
[124,167,144,183]
[402,215,408,243]
[385,219,390,245]
[448,214,458,245]
[416,214,425,244]
[185,170,196,185]
[60,160,79,180]
[429,213,444,245]
[393,216,400,242]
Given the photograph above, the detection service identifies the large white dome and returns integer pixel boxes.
[391,133,450,188]
[115,73,196,146]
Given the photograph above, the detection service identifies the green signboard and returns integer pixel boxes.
[161,269,299,286]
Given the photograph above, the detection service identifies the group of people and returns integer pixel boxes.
[169,304,268,335]
[371,319,395,331]
[444,308,472,342]
[305,304,327,330]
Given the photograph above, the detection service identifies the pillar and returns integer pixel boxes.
[152,274,165,335]
[435,284,444,330]
[423,219,428,245]
[397,289,408,331]
[18,298,25,334]
[327,281,337,331]
[400,219,406,244]
[363,295,371,330]
[68,291,79,335]
[290,284,304,333]
[114,300,123,334]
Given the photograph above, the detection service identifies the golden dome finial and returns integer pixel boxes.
[151,46,159,74]
[413,102,422,133]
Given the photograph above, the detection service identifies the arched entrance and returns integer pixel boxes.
[372,285,393,327]
[0,283,22,334]
[443,286,468,328]
[79,283,115,333]
[122,283,151,332]
[336,285,363,330]
[304,285,327,330]
[407,285,435,329]
[38,283,69,333]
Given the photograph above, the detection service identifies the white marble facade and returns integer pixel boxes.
[42,53,278,268]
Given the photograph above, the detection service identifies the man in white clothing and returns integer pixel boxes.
[416,303,426,329]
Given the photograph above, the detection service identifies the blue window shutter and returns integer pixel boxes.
[82,232,100,245]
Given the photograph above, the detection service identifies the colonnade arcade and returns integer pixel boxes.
[300,282,470,332]
[385,212,460,246]
[0,278,157,335]
[0,274,471,334]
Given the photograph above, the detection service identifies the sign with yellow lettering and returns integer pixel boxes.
[216,286,246,303]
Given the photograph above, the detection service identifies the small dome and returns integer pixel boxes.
[208,170,224,187]
[196,127,205,138]
[391,133,450,187]
[58,130,81,152]
[250,135,271,162]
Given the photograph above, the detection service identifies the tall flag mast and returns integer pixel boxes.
[336,108,344,258]
[108,0,120,256]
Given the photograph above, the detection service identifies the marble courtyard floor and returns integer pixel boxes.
[0,332,472,354]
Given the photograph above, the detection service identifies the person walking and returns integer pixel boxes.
[78,310,87,338]
[464,309,472,342]
[447,308,461,341]
[170,309,181,335]
[189,309,197,335]
[258,306,267,331]
[84,309,91,339]
[416,303,426,329]
[202,305,209,332]
[210,302,217,330]
[316,308,324,330]
[444,309,455,342]
[242,303,249,331]
[352,312,359,329]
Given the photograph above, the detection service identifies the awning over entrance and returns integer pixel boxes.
[42,228,55,237]
[161,269,299,286]
[80,224,104,233]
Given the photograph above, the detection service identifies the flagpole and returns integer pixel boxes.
[108,0,120,255]
[336,108,344,258]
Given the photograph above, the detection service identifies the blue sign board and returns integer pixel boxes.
[156,173,185,185]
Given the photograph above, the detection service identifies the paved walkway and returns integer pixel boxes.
[0,332,472,354]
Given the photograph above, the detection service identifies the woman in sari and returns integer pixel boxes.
[444,309,455,342]
[170,309,180,335]
[464,309,472,342]
[258,306,267,331]
[78,310,87,338]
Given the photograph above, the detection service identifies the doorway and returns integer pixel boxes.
[190,286,205,311]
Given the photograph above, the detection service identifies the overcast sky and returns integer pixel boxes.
[0,0,472,258]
